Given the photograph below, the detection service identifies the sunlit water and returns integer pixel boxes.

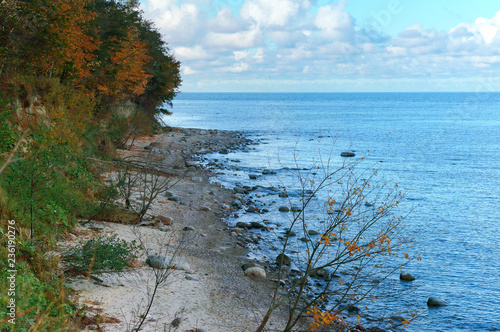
[166,92,500,331]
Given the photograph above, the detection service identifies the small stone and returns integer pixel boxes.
[308,230,321,236]
[249,174,259,180]
[244,267,266,278]
[276,253,291,266]
[168,195,182,202]
[400,272,415,281]
[341,152,356,157]
[126,257,143,268]
[347,305,360,313]
[67,233,77,241]
[236,222,252,228]
[149,142,161,148]
[156,215,172,226]
[146,255,174,269]
[232,200,243,208]
[279,206,290,212]
[278,192,288,198]
[192,177,203,182]
[182,226,195,232]
[291,205,302,212]
[176,261,190,271]
[200,206,211,212]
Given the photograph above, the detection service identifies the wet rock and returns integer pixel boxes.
[236,222,251,228]
[232,200,242,208]
[299,237,310,242]
[291,205,302,212]
[262,169,276,175]
[219,148,229,154]
[233,186,246,194]
[276,253,291,266]
[244,266,266,278]
[341,152,356,157]
[400,272,415,281]
[284,229,296,237]
[308,230,321,236]
[246,205,260,213]
[390,316,406,323]
[249,174,259,180]
[279,206,290,212]
[347,305,360,313]
[314,268,330,280]
[427,297,448,307]
[279,192,288,198]
[250,222,265,229]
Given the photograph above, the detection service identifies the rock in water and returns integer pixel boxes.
[427,297,448,307]
[341,152,356,157]
[400,272,415,281]
[276,253,291,266]
[279,206,290,212]
[244,266,266,278]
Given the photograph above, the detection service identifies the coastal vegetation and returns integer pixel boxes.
[0,0,180,329]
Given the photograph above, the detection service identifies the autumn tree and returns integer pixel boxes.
[256,147,416,332]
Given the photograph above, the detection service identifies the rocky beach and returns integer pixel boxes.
[63,127,290,332]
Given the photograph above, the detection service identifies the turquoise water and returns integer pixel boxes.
[167,93,500,331]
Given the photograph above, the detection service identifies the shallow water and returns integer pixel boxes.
[167,92,500,331]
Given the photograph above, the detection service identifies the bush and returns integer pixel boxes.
[65,235,136,274]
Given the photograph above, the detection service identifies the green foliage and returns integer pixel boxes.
[66,234,136,274]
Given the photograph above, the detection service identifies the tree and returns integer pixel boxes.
[256,147,415,332]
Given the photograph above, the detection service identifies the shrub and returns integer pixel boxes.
[65,235,136,274]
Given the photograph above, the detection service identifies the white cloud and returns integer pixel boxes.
[314,1,355,42]
[205,27,262,49]
[183,66,199,75]
[240,0,300,27]
[221,62,249,72]
[141,1,500,91]
[173,45,211,61]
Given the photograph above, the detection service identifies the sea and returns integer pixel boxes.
[166,92,500,332]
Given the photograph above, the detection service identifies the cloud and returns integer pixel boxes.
[240,0,301,27]
[141,1,500,91]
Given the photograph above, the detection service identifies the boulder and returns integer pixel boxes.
[276,253,291,266]
[400,272,415,281]
[244,267,266,278]
[146,255,174,269]
[155,215,172,226]
[232,200,243,208]
[427,297,448,307]
[242,262,264,271]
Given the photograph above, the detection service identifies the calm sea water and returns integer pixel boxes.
[167,93,500,332]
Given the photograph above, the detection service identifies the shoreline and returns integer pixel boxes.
[64,127,285,332]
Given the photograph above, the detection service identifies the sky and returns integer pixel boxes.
[139,0,500,92]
